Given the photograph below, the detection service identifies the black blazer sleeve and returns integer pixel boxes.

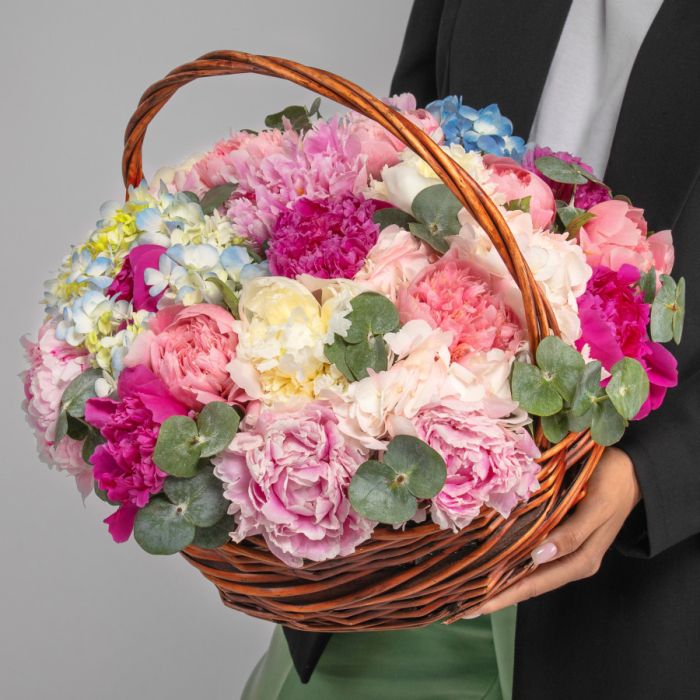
[616,175,700,558]
[389,0,445,105]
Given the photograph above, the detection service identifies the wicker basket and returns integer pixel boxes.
[122,50,604,632]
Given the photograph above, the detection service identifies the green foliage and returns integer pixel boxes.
[54,368,103,445]
[134,497,196,555]
[535,156,588,185]
[372,207,417,231]
[605,358,649,420]
[639,267,657,304]
[651,275,685,344]
[349,436,446,524]
[200,183,237,215]
[408,184,463,254]
[192,515,235,549]
[505,196,531,213]
[206,276,239,317]
[264,98,322,134]
[196,402,240,458]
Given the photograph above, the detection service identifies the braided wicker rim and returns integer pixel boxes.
[123,50,603,631]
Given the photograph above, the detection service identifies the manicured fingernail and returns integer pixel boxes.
[532,542,558,564]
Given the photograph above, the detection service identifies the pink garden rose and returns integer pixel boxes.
[85,365,189,542]
[578,199,674,275]
[267,195,379,279]
[125,303,245,410]
[213,402,375,567]
[107,244,167,312]
[575,265,678,419]
[21,321,92,497]
[353,225,435,302]
[397,255,522,365]
[410,398,540,530]
[484,155,556,230]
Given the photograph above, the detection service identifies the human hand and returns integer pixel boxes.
[466,447,641,617]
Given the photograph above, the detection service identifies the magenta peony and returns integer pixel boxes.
[410,398,540,530]
[213,402,375,567]
[484,155,556,229]
[84,365,189,542]
[21,321,92,497]
[575,265,678,419]
[397,255,522,364]
[522,146,611,210]
[266,195,380,279]
[125,303,245,410]
[578,199,674,275]
[107,244,167,312]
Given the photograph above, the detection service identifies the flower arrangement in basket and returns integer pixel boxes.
[22,52,686,630]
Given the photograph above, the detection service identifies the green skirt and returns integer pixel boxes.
[241,607,517,700]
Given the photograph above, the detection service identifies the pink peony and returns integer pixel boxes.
[578,199,674,275]
[21,321,92,497]
[397,255,522,364]
[84,365,189,542]
[107,244,167,312]
[346,93,442,178]
[267,195,379,279]
[213,402,375,567]
[522,146,611,210]
[410,398,540,530]
[125,303,245,410]
[484,155,556,229]
[353,224,435,302]
[575,265,678,419]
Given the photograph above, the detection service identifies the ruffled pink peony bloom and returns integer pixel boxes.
[125,303,245,410]
[353,224,435,302]
[107,244,167,312]
[522,146,611,210]
[410,398,540,530]
[84,365,189,542]
[484,155,556,230]
[578,199,674,276]
[397,255,522,364]
[267,195,379,279]
[21,321,92,497]
[346,93,442,178]
[575,265,678,419]
[213,402,375,567]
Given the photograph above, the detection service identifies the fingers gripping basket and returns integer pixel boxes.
[123,50,604,631]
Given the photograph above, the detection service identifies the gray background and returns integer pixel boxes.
[0,2,412,697]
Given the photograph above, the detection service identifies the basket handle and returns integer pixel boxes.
[122,50,557,346]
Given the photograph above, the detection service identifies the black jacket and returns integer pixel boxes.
[283,2,700,697]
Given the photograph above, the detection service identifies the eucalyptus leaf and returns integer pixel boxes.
[345,336,388,381]
[206,276,239,317]
[54,410,69,445]
[82,427,104,463]
[324,335,353,381]
[639,268,657,304]
[565,210,595,236]
[192,515,235,549]
[264,104,316,133]
[152,416,201,477]
[348,460,417,524]
[650,275,677,342]
[61,368,103,418]
[66,414,89,441]
[181,191,201,204]
[200,183,236,215]
[590,399,626,446]
[196,402,240,458]
[673,277,686,344]
[505,196,531,213]
[383,435,447,499]
[163,468,229,528]
[535,156,588,185]
[94,480,119,506]
[606,358,649,420]
[344,292,400,343]
[133,497,196,555]
[511,362,563,416]
[408,221,450,254]
[410,183,462,252]
[570,361,603,416]
[535,336,586,403]
[566,409,593,433]
[373,207,417,231]
[541,412,569,443]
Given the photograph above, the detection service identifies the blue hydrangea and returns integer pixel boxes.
[426,97,525,162]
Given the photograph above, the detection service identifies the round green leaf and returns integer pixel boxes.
[411,183,463,235]
[541,413,569,443]
[535,336,586,403]
[566,409,592,433]
[639,268,657,304]
[153,415,201,477]
[200,183,236,215]
[590,399,626,446]
[61,368,103,418]
[324,335,353,381]
[534,156,587,185]
[505,196,531,214]
[673,277,685,344]
[349,460,417,524]
[383,435,447,499]
[605,358,649,420]
[196,402,240,458]
[133,497,196,555]
[570,361,603,416]
[511,362,563,416]
[81,427,104,463]
[53,409,69,445]
[345,292,400,343]
[345,336,388,381]
[650,275,676,342]
[162,468,229,528]
[192,515,235,549]
[408,221,450,254]
[373,207,417,231]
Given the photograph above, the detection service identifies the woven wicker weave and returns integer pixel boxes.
[122,50,604,631]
